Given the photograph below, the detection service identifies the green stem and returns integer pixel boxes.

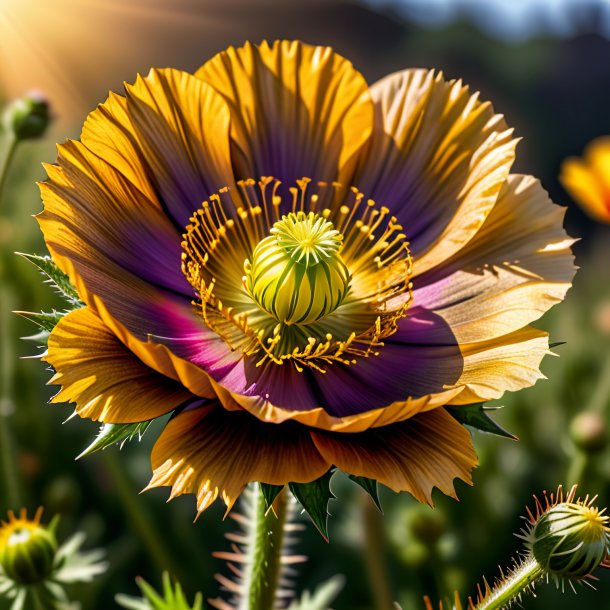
[0,133,18,204]
[247,485,287,610]
[588,350,610,414]
[566,451,589,487]
[101,452,181,580]
[473,556,543,610]
[361,493,394,610]
[0,285,20,509]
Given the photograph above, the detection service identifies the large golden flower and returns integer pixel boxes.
[39,41,575,514]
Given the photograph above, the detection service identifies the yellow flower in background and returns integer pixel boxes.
[560,136,610,223]
[38,40,575,515]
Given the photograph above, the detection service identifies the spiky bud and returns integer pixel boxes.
[245,212,350,325]
[0,508,58,585]
[2,91,51,140]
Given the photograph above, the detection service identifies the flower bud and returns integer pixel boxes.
[570,411,607,454]
[529,500,610,580]
[0,508,58,585]
[245,212,350,325]
[2,92,51,141]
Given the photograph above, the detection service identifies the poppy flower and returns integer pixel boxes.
[560,136,610,223]
[39,40,575,514]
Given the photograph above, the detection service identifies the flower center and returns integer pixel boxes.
[244,212,351,325]
[181,178,414,372]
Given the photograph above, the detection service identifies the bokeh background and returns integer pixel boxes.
[1,0,610,608]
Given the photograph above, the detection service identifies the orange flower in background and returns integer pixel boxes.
[560,136,610,223]
[38,41,575,515]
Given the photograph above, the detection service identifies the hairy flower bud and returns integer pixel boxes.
[522,486,610,582]
[245,212,350,325]
[0,508,58,585]
[2,91,51,141]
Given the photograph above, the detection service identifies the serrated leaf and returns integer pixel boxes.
[446,404,517,440]
[260,482,284,510]
[348,475,382,512]
[289,470,335,541]
[77,421,154,459]
[15,309,67,333]
[18,252,81,304]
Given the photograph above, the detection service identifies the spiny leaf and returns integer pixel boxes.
[289,470,335,541]
[18,252,81,304]
[446,404,517,440]
[260,482,284,510]
[348,475,382,512]
[77,421,154,459]
[15,309,67,333]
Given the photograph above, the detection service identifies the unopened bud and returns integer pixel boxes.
[3,92,51,141]
[0,508,58,585]
[570,411,607,454]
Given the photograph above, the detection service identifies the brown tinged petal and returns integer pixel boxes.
[311,408,477,505]
[147,404,331,514]
[45,307,193,423]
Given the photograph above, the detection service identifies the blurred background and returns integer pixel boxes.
[1,0,610,608]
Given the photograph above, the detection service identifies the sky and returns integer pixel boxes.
[364,0,610,41]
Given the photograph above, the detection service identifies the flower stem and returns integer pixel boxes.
[0,133,18,204]
[247,485,288,610]
[361,494,394,610]
[473,556,543,610]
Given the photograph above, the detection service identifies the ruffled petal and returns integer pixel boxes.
[196,40,373,189]
[354,69,517,275]
[453,327,550,404]
[311,408,477,504]
[413,175,576,343]
[121,68,235,228]
[147,403,330,513]
[45,307,193,423]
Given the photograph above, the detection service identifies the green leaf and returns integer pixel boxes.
[446,404,517,440]
[287,575,345,610]
[116,573,203,610]
[15,309,67,333]
[18,253,81,304]
[77,421,154,459]
[259,482,284,510]
[348,475,382,512]
[289,470,335,541]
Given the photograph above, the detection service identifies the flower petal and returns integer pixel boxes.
[147,403,330,513]
[311,408,477,504]
[354,69,517,275]
[413,174,576,343]
[121,68,235,228]
[453,327,550,404]
[45,307,193,423]
[196,40,373,187]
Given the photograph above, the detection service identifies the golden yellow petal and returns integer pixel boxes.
[45,307,193,423]
[560,136,610,223]
[195,40,373,184]
[415,174,575,343]
[452,327,550,404]
[147,404,330,514]
[355,69,517,275]
[311,408,477,504]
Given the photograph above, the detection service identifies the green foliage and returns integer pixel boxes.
[77,422,155,459]
[446,404,517,440]
[287,575,345,610]
[348,476,382,511]
[115,572,203,610]
[259,482,284,509]
[289,471,335,540]
[17,253,81,306]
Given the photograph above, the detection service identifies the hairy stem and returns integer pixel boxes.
[473,556,543,610]
[246,485,287,610]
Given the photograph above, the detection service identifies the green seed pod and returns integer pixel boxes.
[245,212,350,325]
[0,509,58,585]
[570,411,607,454]
[530,501,610,580]
[2,92,51,141]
